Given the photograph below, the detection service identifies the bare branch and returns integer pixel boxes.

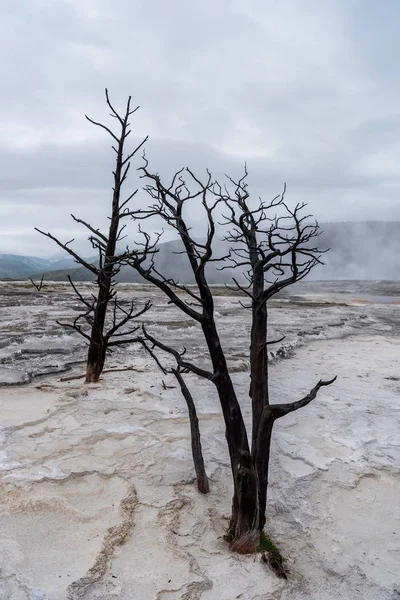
[259,335,286,350]
[271,377,337,419]
[142,327,214,381]
[128,255,204,323]
[56,319,92,342]
[85,115,120,143]
[107,337,142,347]
[71,215,109,243]
[34,228,99,275]
[67,276,95,311]
[121,136,149,166]
[105,300,151,339]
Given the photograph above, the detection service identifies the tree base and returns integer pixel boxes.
[196,474,210,494]
[85,365,101,384]
[85,376,100,384]
[228,529,260,554]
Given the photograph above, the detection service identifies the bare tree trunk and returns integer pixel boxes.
[249,270,270,530]
[253,411,274,532]
[84,100,125,383]
[250,298,269,450]
[173,369,209,494]
[85,342,106,383]
[85,285,109,383]
[201,319,260,551]
[215,373,260,552]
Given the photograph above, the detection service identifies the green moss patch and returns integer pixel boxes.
[257,531,279,553]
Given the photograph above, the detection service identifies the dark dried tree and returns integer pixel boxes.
[29,274,45,291]
[127,161,336,552]
[35,90,150,383]
[141,326,209,494]
[218,169,337,548]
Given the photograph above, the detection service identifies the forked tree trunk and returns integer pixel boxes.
[201,297,275,547]
[201,319,261,551]
[224,394,276,545]
[227,407,275,545]
[129,161,335,556]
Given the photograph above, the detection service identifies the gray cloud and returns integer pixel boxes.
[1,0,400,256]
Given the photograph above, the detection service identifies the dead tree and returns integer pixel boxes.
[35,90,150,383]
[127,161,336,552]
[218,169,337,546]
[29,274,45,291]
[141,327,209,494]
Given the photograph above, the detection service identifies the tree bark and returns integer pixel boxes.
[84,100,126,383]
[253,408,275,532]
[201,318,260,551]
[173,369,210,494]
[250,298,269,450]
[85,287,109,383]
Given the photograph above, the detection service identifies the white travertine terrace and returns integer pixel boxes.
[0,281,399,599]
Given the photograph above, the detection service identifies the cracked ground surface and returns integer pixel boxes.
[0,281,399,599]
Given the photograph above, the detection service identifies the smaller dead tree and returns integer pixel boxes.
[35,90,150,382]
[141,326,209,494]
[29,274,45,291]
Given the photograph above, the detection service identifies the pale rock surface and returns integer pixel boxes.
[0,282,399,599]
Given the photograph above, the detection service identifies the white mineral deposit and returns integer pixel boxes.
[0,281,399,599]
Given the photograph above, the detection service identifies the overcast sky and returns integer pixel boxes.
[1,0,400,257]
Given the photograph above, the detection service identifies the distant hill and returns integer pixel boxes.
[0,254,48,279]
[1,222,400,282]
[0,254,80,279]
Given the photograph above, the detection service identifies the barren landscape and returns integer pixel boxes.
[0,281,399,600]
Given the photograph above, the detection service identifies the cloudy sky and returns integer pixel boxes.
[1,0,400,256]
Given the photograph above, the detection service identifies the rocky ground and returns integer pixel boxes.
[0,281,399,600]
